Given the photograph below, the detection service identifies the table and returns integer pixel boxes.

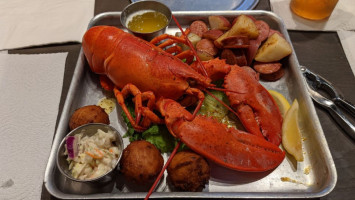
[10,0,354,199]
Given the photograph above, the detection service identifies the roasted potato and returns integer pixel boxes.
[120,140,164,185]
[69,105,110,130]
[208,15,231,31]
[175,32,201,51]
[167,151,210,192]
[215,15,259,48]
[255,33,292,62]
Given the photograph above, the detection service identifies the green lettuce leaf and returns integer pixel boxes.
[121,101,177,153]
[142,125,175,153]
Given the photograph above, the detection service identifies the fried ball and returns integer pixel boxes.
[69,105,110,130]
[120,140,164,185]
[167,151,210,192]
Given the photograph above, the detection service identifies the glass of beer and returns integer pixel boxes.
[290,0,339,20]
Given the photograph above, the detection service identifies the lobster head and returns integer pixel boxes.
[82,26,126,74]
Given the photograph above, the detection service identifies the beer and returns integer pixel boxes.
[290,0,339,20]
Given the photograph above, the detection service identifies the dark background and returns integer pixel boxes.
[10,0,354,199]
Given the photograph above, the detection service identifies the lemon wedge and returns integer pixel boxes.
[268,90,291,117]
[282,99,304,162]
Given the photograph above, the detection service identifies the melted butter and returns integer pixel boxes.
[281,177,310,186]
[98,98,116,114]
[127,11,168,33]
[281,177,297,183]
[304,166,311,175]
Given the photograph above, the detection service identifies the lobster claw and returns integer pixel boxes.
[224,66,283,146]
[197,59,283,146]
[157,98,285,172]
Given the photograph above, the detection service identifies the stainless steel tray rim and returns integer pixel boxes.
[89,10,286,29]
[45,10,337,199]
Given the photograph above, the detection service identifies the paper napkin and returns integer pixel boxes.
[338,30,355,77]
[0,53,67,200]
[270,0,355,31]
[0,0,94,50]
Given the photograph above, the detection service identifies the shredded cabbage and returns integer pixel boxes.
[199,90,229,122]
[199,90,244,129]
[64,129,120,180]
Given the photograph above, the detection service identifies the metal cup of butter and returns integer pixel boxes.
[56,123,124,186]
[120,0,172,41]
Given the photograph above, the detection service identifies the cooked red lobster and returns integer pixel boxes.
[82,25,284,173]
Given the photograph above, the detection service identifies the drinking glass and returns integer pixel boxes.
[290,0,339,20]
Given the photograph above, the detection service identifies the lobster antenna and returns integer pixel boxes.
[207,86,246,94]
[172,15,209,78]
[173,15,245,114]
[145,141,182,200]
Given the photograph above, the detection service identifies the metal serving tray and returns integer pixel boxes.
[44,11,337,199]
[130,0,259,11]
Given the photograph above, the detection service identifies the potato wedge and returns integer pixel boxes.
[255,33,292,62]
[228,15,259,39]
[215,15,259,48]
[208,15,231,31]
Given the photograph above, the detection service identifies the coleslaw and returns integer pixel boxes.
[64,129,120,180]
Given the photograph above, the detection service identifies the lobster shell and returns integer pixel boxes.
[158,98,285,172]
[82,25,285,172]
[82,26,211,100]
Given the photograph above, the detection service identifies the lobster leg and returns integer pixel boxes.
[140,91,157,127]
[139,87,205,136]
[150,28,190,48]
[113,85,146,132]
[139,88,205,124]
[175,50,194,64]
[99,75,115,91]
[150,34,187,48]
[165,45,182,54]
[140,107,165,125]
[184,88,205,121]
[150,29,194,63]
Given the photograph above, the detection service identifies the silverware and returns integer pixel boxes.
[300,66,355,140]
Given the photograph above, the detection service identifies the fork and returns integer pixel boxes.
[300,66,355,140]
